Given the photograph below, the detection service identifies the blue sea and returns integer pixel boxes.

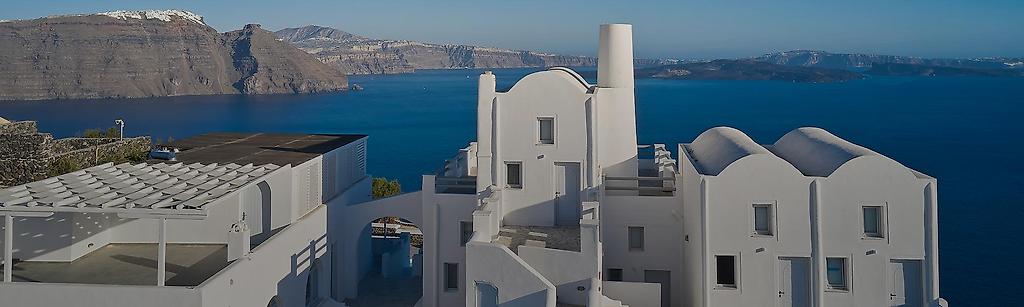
[1,68,1022,305]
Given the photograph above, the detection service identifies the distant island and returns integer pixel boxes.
[754,50,1023,70]
[635,60,864,83]
[0,10,348,101]
[865,63,1024,77]
[275,25,669,75]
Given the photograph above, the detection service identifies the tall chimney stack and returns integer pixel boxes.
[598,24,634,89]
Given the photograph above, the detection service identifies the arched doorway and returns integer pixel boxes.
[476,282,499,307]
[344,216,423,307]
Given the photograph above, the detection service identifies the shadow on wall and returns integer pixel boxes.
[274,232,330,307]
[1,212,137,262]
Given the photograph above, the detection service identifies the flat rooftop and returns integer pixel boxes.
[5,243,228,286]
[158,132,365,166]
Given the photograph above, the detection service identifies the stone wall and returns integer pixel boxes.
[51,136,151,168]
[0,120,151,187]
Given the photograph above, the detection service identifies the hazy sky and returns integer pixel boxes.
[3,0,1021,59]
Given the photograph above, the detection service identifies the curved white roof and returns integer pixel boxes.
[504,67,591,93]
[686,127,771,175]
[771,127,880,177]
[0,116,9,124]
[0,162,280,218]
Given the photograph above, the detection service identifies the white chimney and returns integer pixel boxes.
[598,24,634,89]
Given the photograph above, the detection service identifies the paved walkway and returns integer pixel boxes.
[6,243,228,286]
[343,272,422,307]
[497,225,581,253]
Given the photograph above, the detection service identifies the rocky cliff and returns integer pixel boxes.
[276,25,613,74]
[0,11,347,101]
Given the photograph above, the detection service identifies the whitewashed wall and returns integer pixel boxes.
[602,194,684,307]
[0,282,199,307]
[696,155,812,307]
[817,157,929,307]
[485,70,592,226]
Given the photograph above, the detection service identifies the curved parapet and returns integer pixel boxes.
[686,127,772,176]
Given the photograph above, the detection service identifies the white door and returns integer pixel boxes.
[778,257,811,307]
[890,260,923,307]
[554,162,581,226]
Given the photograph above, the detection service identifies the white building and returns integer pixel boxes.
[0,133,371,307]
[344,24,945,307]
[1,25,945,307]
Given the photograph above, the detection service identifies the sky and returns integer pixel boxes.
[3,0,1022,59]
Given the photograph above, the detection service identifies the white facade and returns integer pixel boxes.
[353,24,946,307]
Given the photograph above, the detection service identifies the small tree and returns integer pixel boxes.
[372,177,402,199]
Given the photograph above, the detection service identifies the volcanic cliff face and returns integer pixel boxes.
[0,11,347,101]
[275,25,603,74]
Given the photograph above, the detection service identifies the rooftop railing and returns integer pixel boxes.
[605,144,678,196]
[435,143,478,194]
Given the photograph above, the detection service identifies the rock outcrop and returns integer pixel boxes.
[0,11,347,101]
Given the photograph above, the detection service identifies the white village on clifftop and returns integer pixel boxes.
[0,25,946,307]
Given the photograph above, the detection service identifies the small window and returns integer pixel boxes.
[753,204,773,236]
[715,255,737,289]
[863,206,884,238]
[460,221,473,246]
[607,268,623,281]
[505,162,522,189]
[826,257,848,290]
[445,262,459,291]
[538,117,554,145]
[628,226,644,251]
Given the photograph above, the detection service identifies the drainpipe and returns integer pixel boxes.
[925,182,940,304]
[810,179,824,307]
[3,214,12,282]
[700,178,709,307]
[158,217,167,286]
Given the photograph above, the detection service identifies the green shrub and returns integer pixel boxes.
[48,158,81,177]
[80,127,120,138]
[372,177,402,199]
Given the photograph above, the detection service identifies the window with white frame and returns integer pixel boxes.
[505,162,522,188]
[538,117,555,145]
[753,203,773,236]
[628,226,644,251]
[826,257,848,291]
[715,255,738,289]
[862,206,884,238]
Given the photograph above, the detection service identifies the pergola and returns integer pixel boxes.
[0,161,281,285]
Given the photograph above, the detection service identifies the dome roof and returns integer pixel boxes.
[771,127,879,177]
[686,127,771,175]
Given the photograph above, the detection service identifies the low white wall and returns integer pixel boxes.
[518,246,597,306]
[604,281,662,307]
[466,238,556,307]
[0,282,199,307]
